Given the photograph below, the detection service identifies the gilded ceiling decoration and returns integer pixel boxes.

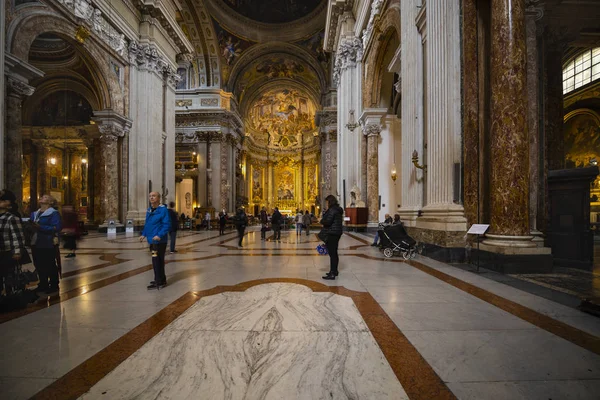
[220,0,323,24]
[246,89,317,150]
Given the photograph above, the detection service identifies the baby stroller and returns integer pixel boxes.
[378,223,420,259]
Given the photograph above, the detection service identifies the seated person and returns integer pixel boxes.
[371,214,393,246]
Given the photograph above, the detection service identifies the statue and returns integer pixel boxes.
[346,184,365,208]
[74,0,93,20]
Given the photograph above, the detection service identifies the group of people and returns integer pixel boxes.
[295,210,313,236]
[371,213,401,246]
[0,190,76,300]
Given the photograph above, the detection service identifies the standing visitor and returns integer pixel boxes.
[140,192,171,290]
[219,211,228,235]
[233,208,248,247]
[302,210,311,236]
[320,195,344,280]
[271,207,282,242]
[30,194,62,295]
[61,205,80,258]
[295,209,304,236]
[205,211,211,230]
[0,190,26,295]
[259,207,268,240]
[168,202,178,253]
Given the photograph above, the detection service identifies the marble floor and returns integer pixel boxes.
[0,228,599,399]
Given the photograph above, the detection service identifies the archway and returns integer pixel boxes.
[21,32,107,222]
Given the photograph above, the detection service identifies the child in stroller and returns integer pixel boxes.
[377,223,421,259]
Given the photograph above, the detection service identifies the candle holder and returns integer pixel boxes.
[412,150,427,171]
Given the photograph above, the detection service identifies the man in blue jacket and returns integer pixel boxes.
[140,192,171,290]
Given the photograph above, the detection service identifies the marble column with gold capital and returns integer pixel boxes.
[484,0,535,249]
[96,132,120,224]
[364,124,380,224]
[5,77,35,209]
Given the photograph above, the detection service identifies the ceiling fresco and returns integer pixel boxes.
[221,0,323,24]
[246,88,317,151]
[212,18,255,84]
[234,54,321,103]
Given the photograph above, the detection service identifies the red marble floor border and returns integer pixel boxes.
[346,248,600,356]
[31,279,456,400]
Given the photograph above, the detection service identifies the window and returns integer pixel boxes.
[563,47,600,94]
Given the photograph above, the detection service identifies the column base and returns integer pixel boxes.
[98,223,124,233]
[477,234,552,273]
[417,203,468,231]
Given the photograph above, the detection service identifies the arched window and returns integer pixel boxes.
[563,47,600,94]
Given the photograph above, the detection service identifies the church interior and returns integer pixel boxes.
[2,0,600,399]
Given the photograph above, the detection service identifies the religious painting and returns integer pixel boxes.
[252,168,263,200]
[564,112,600,169]
[295,29,329,65]
[246,89,317,150]
[255,58,305,78]
[221,0,322,24]
[177,67,187,89]
[31,91,93,126]
[277,168,295,201]
[235,55,321,101]
[213,19,253,68]
[51,176,58,190]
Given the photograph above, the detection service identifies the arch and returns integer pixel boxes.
[227,42,327,96]
[241,79,322,118]
[564,108,600,125]
[8,10,124,115]
[362,4,401,109]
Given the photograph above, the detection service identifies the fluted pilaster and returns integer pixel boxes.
[399,0,424,223]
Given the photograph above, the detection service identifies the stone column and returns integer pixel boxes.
[97,133,119,224]
[543,26,568,171]
[29,142,38,211]
[92,113,131,225]
[365,124,380,224]
[300,149,305,210]
[220,135,229,212]
[206,136,212,207]
[483,0,535,249]
[0,0,4,190]
[526,3,545,244]
[5,78,34,208]
[334,32,364,204]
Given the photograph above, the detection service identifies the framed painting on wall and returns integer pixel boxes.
[51,176,58,189]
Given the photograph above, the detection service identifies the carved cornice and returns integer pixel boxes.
[325,0,356,51]
[525,0,545,21]
[56,0,129,59]
[333,35,364,87]
[362,0,385,50]
[131,0,193,53]
[128,42,181,87]
[7,77,35,97]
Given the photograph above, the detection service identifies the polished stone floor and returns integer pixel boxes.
[1,228,600,399]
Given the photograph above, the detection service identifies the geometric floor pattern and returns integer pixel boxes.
[1,228,600,399]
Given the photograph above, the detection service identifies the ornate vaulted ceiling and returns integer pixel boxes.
[217,0,323,24]
[178,0,329,156]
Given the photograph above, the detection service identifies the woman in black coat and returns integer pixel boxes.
[320,194,344,280]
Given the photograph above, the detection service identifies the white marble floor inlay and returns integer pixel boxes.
[79,283,407,399]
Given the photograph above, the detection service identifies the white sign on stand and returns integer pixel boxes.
[126,219,134,235]
[467,224,489,272]
[468,224,490,235]
[107,219,117,235]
